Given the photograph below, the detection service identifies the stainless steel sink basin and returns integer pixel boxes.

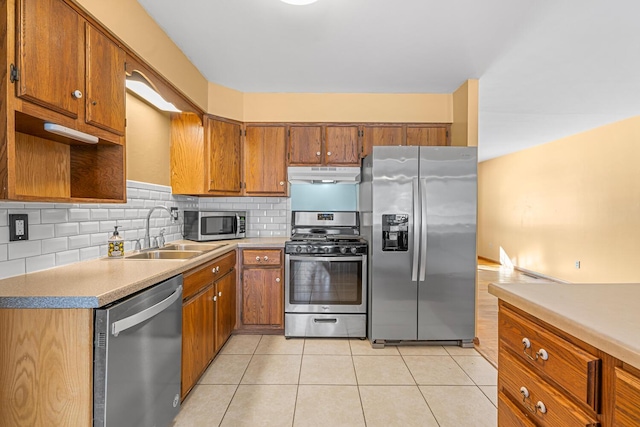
[125,250,203,260]
[159,243,226,252]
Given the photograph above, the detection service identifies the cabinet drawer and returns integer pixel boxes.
[499,349,600,427]
[614,367,640,426]
[243,249,282,266]
[183,251,237,299]
[499,306,600,411]
[498,391,537,427]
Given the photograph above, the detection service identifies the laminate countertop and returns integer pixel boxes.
[0,237,287,309]
[489,281,640,369]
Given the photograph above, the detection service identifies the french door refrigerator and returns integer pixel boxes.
[360,146,477,347]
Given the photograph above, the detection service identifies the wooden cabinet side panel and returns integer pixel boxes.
[207,118,241,194]
[69,144,124,201]
[85,23,126,135]
[16,0,82,118]
[288,125,322,165]
[324,126,360,165]
[0,308,93,427]
[15,133,70,198]
[614,367,640,426]
[171,114,205,194]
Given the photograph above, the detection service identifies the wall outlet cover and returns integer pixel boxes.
[9,214,29,241]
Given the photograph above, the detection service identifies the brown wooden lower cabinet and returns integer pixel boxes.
[181,251,236,399]
[239,249,284,329]
[497,300,640,427]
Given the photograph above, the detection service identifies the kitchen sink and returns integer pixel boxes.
[158,243,226,252]
[125,250,203,260]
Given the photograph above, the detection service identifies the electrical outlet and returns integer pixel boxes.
[170,207,179,221]
[575,261,581,269]
[9,214,29,241]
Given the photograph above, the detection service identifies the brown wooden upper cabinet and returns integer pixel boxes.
[288,125,360,166]
[171,115,242,196]
[16,0,126,135]
[361,124,450,158]
[406,125,450,147]
[244,125,287,196]
[361,125,404,158]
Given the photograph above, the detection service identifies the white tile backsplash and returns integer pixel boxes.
[0,181,291,280]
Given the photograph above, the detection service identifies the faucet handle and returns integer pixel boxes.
[134,239,142,251]
[150,236,158,248]
[158,229,166,247]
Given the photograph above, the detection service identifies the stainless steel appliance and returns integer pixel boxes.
[94,275,183,427]
[285,211,367,338]
[183,210,246,241]
[360,146,477,347]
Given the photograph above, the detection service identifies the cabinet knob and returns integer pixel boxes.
[218,291,222,297]
[216,266,220,273]
[316,151,321,156]
[256,256,261,261]
[519,386,529,399]
[279,181,284,186]
[263,256,269,261]
[275,277,280,283]
[72,90,83,99]
[327,151,332,156]
[536,348,549,361]
[213,296,217,301]
[91,100,97,106]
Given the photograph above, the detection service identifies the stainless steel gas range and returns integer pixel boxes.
[284,211,367,338]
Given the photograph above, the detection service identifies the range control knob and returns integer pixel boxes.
[307,245,313,253]
[324,246,331,253]
[295,246,302,253]
[340,247,347,254]
[350,247,358,254]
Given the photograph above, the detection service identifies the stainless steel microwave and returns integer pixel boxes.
[183,211,246,241]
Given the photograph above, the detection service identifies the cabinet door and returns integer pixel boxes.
[208,118,242,194]
[181,286,215,399]
[362,126,404,158]
[614,367,640,426]
[171,114,206,195]
[406,126,449,146]
[17,0,83,118]
[288,126,322,165]
[325,126,360,165]
[85,23,126,135]
[215,272,236,353]
[244,125,287,195]
[242,267,283,326]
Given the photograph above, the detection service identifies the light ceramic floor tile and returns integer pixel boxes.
[172,384,236,427]
[359,385,439,427]
[480,385,498,407]
[219,334,262,355]
[220,385,297,427]
[255,335,305,354]
[294,385,365,427]
[304,338,351,355]
[349,339,399,355]
[352,355,415,385]
[398,345,449,356]
[403,355,474,385]
[444,345,480,356]
[453,355,498,386]
[199,354,251,385]
[299,355,356,385]
[241,354,302,384]
[420,385,497,427]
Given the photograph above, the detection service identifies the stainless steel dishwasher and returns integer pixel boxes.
[94,274,183,427]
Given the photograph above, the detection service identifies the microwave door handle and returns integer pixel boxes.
[411,178,419,282]
[234,214,239,235]
[419,178,428,281]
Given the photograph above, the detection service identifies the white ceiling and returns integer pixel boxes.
[137,0,640,161]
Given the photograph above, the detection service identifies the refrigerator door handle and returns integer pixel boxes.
[419,178,428,281]
[412,177,420,282]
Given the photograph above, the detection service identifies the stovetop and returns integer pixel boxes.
[286,210,367,255]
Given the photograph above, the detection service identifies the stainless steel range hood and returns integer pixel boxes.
[288,166,361,184]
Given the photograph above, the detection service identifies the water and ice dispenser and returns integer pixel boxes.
[382,214,409,251]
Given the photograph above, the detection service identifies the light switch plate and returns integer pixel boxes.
[9,214,29,241]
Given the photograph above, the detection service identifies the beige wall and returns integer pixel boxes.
[452,79,479,147]
[76,0,208,110]
[125,93,171,186]
[478,115,640,283]
[208,83,244,121]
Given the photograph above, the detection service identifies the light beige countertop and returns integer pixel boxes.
[0,237,287,309]
[489,282,640,369]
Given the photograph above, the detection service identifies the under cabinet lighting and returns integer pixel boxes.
[44,123,99,144]
[125,80,181,113]
[281,0,318,5]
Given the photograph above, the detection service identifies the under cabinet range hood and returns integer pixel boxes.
[288,166,361,184]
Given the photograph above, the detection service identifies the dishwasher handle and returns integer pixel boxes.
[111,285,183,337]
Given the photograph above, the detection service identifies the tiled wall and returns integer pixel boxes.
[0,181,291,280]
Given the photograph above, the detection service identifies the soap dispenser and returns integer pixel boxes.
[108,226,124,258]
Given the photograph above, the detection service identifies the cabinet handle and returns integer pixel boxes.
[72,90,83,99]
[536,348,549,361]
[316,151,321,156]
[520,386,547,415]
[256,256,261,261]
[522,337,549,362]
[216,266,220,273]
[218,291,222,297]
[275,277,280,283]
[327,151,332,156]
[263,256,269,261]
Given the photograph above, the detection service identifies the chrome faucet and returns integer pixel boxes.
[144,206,173,249]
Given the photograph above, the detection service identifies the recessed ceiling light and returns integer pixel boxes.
[280,0,318,5]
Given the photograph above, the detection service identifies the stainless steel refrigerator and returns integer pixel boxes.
[360,146,477,347]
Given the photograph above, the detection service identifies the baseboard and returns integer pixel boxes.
[477,256,568,284]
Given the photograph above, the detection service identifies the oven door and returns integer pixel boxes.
[285,254,367,313]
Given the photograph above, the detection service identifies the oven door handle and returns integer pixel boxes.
[313,318,338,323]
[287,255,364,262]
